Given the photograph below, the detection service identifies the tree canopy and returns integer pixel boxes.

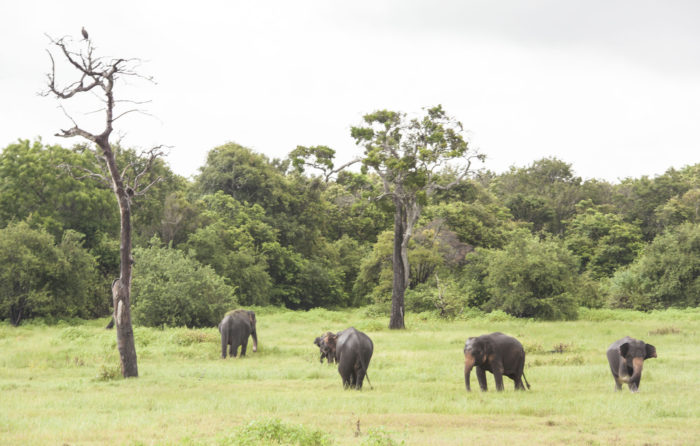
[2,110,700,325]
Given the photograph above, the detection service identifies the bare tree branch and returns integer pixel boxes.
[58,163,111,187]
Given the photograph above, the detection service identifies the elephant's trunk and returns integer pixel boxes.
[464,353,475,392]
[251,329,258,353]
[628,357,643,390]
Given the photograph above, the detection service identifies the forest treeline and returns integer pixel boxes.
[1,139,699,326]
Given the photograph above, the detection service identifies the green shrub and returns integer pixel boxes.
[220,418,333,446]
[478,231,580,320]
[131,244,236,328]
[0,222,101,325]
[360,427,404,446]
[95,363,122,381]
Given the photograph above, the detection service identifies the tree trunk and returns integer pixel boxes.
[103,141,138,378]
[389,200,407,329]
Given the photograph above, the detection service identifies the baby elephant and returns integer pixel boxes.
[464,332,530,392]
[606,336,656,392]
[314,332,337,364]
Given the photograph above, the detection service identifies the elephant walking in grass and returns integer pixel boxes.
[463,332,530,392]
[606,336,656,392]
[325,328,373,389]
[219,310,258,358]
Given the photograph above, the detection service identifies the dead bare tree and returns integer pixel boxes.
[43,31,164,378]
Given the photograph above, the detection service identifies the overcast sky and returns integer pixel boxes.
[1,1,699,182]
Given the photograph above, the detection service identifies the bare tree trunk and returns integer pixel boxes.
[102,139,138,377]
[389,200,407,329]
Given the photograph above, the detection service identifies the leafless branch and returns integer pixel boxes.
[58,163,110,187]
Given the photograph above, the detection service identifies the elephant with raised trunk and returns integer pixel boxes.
[606,336,656,392]
[464,332,530,392]
[218,310,258,358]
[332,327,373,390]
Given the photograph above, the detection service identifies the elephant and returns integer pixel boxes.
[331,327,373,390]
[463,332,530,392]
[218,310,258,358]
[606,336,656,392]
[314,331,336,364]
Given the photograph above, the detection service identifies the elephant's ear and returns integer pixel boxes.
[645,343,657,359]
[324,332,337,349]
[619,342,630,357]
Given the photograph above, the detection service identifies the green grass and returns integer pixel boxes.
[0,308,699,445]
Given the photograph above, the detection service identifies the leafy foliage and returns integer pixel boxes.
[564,202,643,278]
[0,140,117,248]
[607,223,700,310]
[0,221,100,325]
[4,124,700,324]
[476,230,580,320]
[223,418,332,446]
[131,242,236,327]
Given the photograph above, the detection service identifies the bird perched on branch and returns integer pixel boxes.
[81,27,89,40]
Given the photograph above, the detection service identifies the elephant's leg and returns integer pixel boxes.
[614,376,623,391]
[240,339,248,357]
[356,365,366,390]
[512,363,526,390]
[476,367,488,391]
[230,344,237,357]
[493,369,505,392]
[510,373,524,390]
[490,361,505,391]
[350,371,358,389]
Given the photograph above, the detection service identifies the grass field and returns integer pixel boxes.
[0,307,698,445]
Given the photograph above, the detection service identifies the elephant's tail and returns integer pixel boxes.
[359,355,373,390]
[522,370,531,390]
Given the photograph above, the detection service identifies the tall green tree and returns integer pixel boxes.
[196,142,327,255]
[185,192,275,306]
[351,105,483,328]
[490,158,583,234]
[565,202,644,279]
[0,140,117,247]
[612,165,698,240]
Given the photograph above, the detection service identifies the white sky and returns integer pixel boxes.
[1,0,699,182]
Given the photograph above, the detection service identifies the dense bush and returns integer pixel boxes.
[0,222,101,325]
[607,223,700,310]
[131,243,236,327]
[475,230,580,320]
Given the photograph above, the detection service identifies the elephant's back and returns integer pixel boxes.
[489,332,524,350]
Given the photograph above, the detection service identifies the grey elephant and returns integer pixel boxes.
[606,336,656,392]
[463,332,530,392]
[326,327,373,390]
[218,310,258,358]
[314,331,336,364]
